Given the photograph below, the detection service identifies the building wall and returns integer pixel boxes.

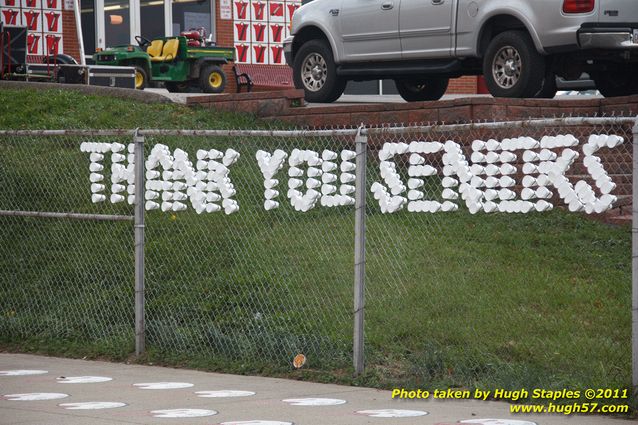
[1,0,79,62]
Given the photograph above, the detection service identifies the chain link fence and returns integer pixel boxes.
[0,118,635,404]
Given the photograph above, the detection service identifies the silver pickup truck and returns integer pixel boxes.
[284,0,638,102]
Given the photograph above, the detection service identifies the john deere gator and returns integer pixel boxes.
[94,33,234,93]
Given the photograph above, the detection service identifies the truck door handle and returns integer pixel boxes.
[381,2,394,10]
[432,0,444,4]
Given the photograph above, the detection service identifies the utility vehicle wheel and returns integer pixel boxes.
[134,66,148,90]
[165,81,190,93]
[200,65,226,93]
[594,64,638,97]
[293,39,345,103]
[395,78,449,102]
[483,30,545,98]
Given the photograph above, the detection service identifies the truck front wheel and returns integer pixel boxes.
[395,78,449,102]
[483,30,545,98]
[293,40,345,103]
[199,65,227,93]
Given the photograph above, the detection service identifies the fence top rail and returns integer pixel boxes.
[0,116,635,138]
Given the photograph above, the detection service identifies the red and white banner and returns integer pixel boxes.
[233,0,301,65]
[1,0,64,61]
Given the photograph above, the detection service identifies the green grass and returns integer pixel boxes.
[0,88,633,409]
[0,88,264,129]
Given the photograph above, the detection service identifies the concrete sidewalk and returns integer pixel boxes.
[0,353,626,425]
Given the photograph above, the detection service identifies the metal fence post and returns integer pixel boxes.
[134,130,146,356]
[633,118,638,393]
[353,125,367,376]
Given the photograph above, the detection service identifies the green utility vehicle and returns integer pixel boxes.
[94,34,235,93]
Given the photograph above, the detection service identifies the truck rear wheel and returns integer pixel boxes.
[199,64,226,93]
[483,30,545,98]
[395,78,449,102]
[293,39,345,103]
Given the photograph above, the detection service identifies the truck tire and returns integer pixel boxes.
[395,78,449,102]
[594,65,638,97]
[199,64,226,93]
[134,66,148,90]
[483,30,545,98]
[293,39,345,103]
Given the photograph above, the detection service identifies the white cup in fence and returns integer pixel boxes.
[264,189,279,199]
[89,153,104,162]
[109,193,124,203]
[408,154,424,166]
[305,178,321,189]
[499,188,516,200]
[335,173,353,185]
[600,180,616,194]
[338,150,355,161]
[206,203,221,213]
[111,153,126,163]
[482,189,497,201]
[469,164,484,176]
[471,140,486,152]
[171,202,186,212]
[469,176,484,188]
[320,162,336,173]
[145,190,159,200]
[535,187,552,199]
[91,183,105,193]
[264,200,279,211]
[288,167,303,177]
[208,149,223,160]
[485,139,500,151]
[196,149,209,160]
[441,177,458,188]
[407,178,423,190]
[90,173,104,183]
[439,201,456,212]
[499,176,515,188]
[406,190,423,201]
[341,162,356,173]
[441,188,458,200]
[534,200,552,212]
[145,170,159,180]
[321,184,336,196]
[481,201,496,213]
[113,183,126,193]
[145,201,160,211]
[91,193,106,204]
[307,167,322,178]
[319,174,336,185]
[500,152,517,163]
[521,187,536,200]
[340,184,355,195]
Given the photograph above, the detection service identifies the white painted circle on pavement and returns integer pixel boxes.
[4,393,69,401]
[151,409,218,418]
[134,382,194,390]
[57,376,113,384]
[460,420,537,425]
[0,370,48,376]
[282,398,346,406]
[196,390,256,398]
[59,402,127,410]
[357,409,429,418]
[220,421,294,425]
